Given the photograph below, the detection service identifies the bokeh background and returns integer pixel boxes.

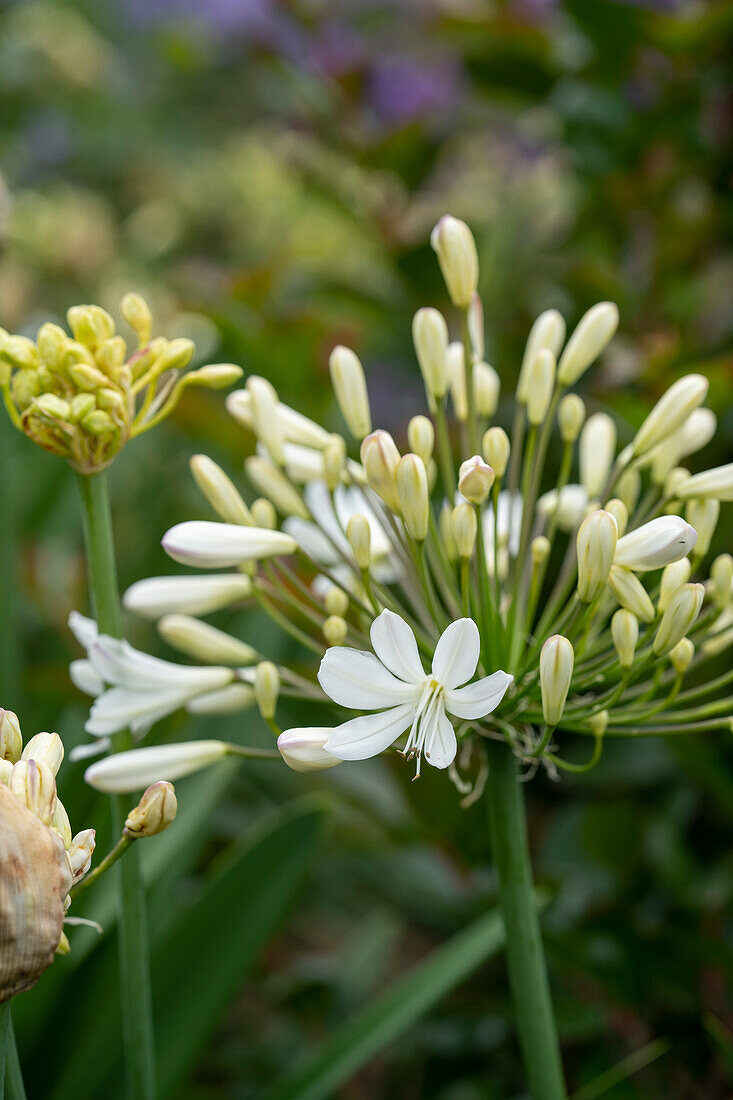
[2,1,732,1097]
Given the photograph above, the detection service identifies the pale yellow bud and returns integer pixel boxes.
[68,829,96,882]
[67,305,115,350]
[407,415,434,466]
[540,635,574,726]
[50,799,72,849]
[36,323,69,369]
[557,393,586,444]
[659,558,692,612]
[69,362,109,391]
[669,637,694,674]
[588,710,608,737]
[247,375,284,465]
[324,586,350,617]
[245,455,309,519]
[96,336,127,373]
[616,467,641,514]
[21,732,64,776]
[686,498,718,557]
[156,337,195,374]
[633,375,709,457]
[556,302,619,386]
[0,710,22,762]
[711,554,733,609]
[472,361,500,417]
[607,565,655,622]
[576,510,618,603]
[347,514,372,570]
[184,364,242,389]
[254,662,280,720]
[531,536,551,565]
[611,609,638,669]
[675,463,733,503]
[323,615,348,646]
[69,393,96,422]
[251,498,277,529]
[430,215,479,307]
[482,427,509,478]
[124,781,177,838]
[580,413,617,499]
[458,455,495,505]
[323,435,346,491]
[329,346,372,440]
[664,467,689,502]
[412,308,449,399]
[120,292,153,344]
[96,387,125,412]
[81,409,115,435]
[360,430,401,513]
[36,393,71,420]
[158,615,258,665]
[439,501,458,562]
[191,454,252,525]
[396,454,429,540]
[525,349,555,426]
[605,499,628,537]
[653,582,705,656]
[451,502,477,560]
[9,759,56,826]
[518,309,566,402]
[1,335,40,370]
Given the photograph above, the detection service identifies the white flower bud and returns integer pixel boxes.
[85,741,229,793]
[604,498,628,537]
[669,637,694,674]
[10,759,56,825]
[254,662,280,720]
[323,434,346,491]
[711,554,733,609]
[407,415,434,466]
[664,467,689,502]
[0,710,22,762]
[537,484,588,531]
[518,309,565,401]
[124,781,177,838]
[531,536,551,565]
[653,583,705,656]
[676,463,733,503]
[190,454,253,525]
[632,374,709,456]
[245,455,309,519]
[68,829,96,883]
[186,683,255,715]
[685,498,718,557]
[158,615,258,665]
[251,498,277,529]
[360,430,401,513]
[51,799,72,848]
[458,456,495,505]
[412,308,449,399]
[323,615,348,646]
[648,407,717,483]
[608,566,655,622]
[448,342,468,420]
[451,502,477,560]
[614,516,697,572]
[524,350,555,426]
[557,393,585,444]
[473,361,500,417]
[430,216,479,307]
[21,732,64,776]
[346,514,372,571]
[482,427,509,478]
[329,346,372,440]
[589,710,608,737]
[659,559,692,612]
[616,467,641,514]
[611,609,638,670]
[556,302,619,386]
[124,574,252,620]
[246,375,285,464]
[576,510,618,603]
[162,520,296,568]
[277,728,341,773]
[540,635,574,726]
[396,454,429,540]
[439,501,458,563]
[579,413,617,499]
[324,586,350,617]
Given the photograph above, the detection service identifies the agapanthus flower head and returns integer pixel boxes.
[69,218,732,793]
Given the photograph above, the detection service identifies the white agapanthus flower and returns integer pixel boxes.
[318,610,513,775]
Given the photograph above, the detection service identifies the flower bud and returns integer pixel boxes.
[576,510,618,603]
[711,554,733,609]
[396,454,429,540]
[323,434,346,491]
[158,615,258,665]
[9,760,56,826]
[448,342,468,420]
[473,361,500,417]
[649,407,717,483]
[0,710,22,763]
[245,455,309,519]
[412,308,449,399]
[254,662,280,721]
[676,463,733,503]
[277,728,341,773]
[658,558,692,612]
[540,635,574,726]
[467,293,484,360]
[50,799,71,849]
[68,829,96,883]
[36,322,68,369]
[430,216,479,307]
[324,586,349,617]
[524,349,555,426]
[653,583,705,656]
[537,485,588,531]
[36,393,72,421]
[579,413,617,499]
[556,302,619,386]
[685,498,718,557]
[346,514,372,570]
[360,430,401,513]
[329,346,372,440]
[120,292,153,344]
[616,467,641,514]
[632,375,709,456]
[246,375,284,464]
[126,574,252,621]
[407,416,434,466]
[439,501,458,562]
[251,498,277,529]
[85,740,229,793]
[21,732,64,776]
[186,684,255,715]
[531,536,551,565]
[191,454,252,525]
[557,393,585,444]
[605,498,628,537]
[669,637,694,674]
[124,781,177,838]
[184,364,243,390]
[458,456,495,505]
[67,305,115,350]
[518,309,565,401]
[614,516,697,572]
[81,409,115,435]
[451,502,477,560]
[482,427,509,478]
[323,615,348,646]
[611,609,638,669]
[588,710,608,737]
[608,566,655,622]
[163,520,296,568]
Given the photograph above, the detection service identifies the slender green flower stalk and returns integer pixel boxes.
[65,222,733,1097]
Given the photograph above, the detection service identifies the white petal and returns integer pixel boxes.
[69,659,104,697]
[123,574,252,620]
[431,619,480,689]
[86,686,195,736]
[162,521,296,568]
[318,647,419,709]
[90,635,234,693]
[324,703,414,760]
[369,610,424,684]
[424,707,457,770]
[84,740,228,793]
[68,611,98,650]
[282,516,338,565]
[444,670,513,720]
[304,481,348,548]
[69,739,111,762]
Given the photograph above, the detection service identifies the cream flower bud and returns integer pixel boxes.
[0,760,13,785]
[576,510,618,603]
[524,350,555,426]
[439,502,458,562]
[451,502,477,559]
[557,393,586,444]
[711,554,733,609]
[632,375,709,457]
[21,732,64,776]
[531,536,551,565]
[540,635,574,726]
[579,413,617,499]
[407,415,434,466]
[329,346,372,440]
[607,566,655,622]
[473,361,500,417]
[430,215,479,307]
[412,308,449,399]
[676,463,733,503]
[163,520,296,568]
[277,728,341,773]
[158,615,258,665]
[653,583,705,656]
[649,407,717,483]
[556,302,619,386]
[346,514,372,570]
[124,574,252,620]
[448,342,468,421]
[324,586,350,617]
[0,710,22,762]
[589,710,608,737]
[190,454,253,525]
[254,662,280,720]
[251,498,277,529]
[245,455,309,518]
[186,684,255,715]
[669,638,694,674]
[685,498,718,557]
[458,456,495,505]
[323,615,348,646]
[360,430,401,513]
[482,427,509,478]
[518,309,565,401]
[659,558,692,612]
[245,375,284,464]
[323,435,346,491]
[120,292,152,344]
[611,609,639,669]
[51,799,72,848]
[396,454,429,540]
[605,499,628,537]
[614,516,697,572]
[10,759,56,825]
[616,467,641,514]
[68,829,96,882]
[467,293,484,360]
[124,781,177,838]
[664,467,689,502]
[85,740,229,793]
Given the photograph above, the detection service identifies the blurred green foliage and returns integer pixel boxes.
[0,1,731,1097]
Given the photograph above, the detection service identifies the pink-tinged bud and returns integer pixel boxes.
[277,728,341,773]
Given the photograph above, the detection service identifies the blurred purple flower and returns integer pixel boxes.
[309,22,366,78]
[368,56,461,128]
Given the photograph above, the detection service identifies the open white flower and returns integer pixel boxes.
[318,610,512,775]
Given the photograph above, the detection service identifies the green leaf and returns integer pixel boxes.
[571,1038,671,1100]
[269,906,506,1100]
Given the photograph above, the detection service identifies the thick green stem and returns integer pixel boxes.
[485,739,566,1100]
[76,471,157,1100]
